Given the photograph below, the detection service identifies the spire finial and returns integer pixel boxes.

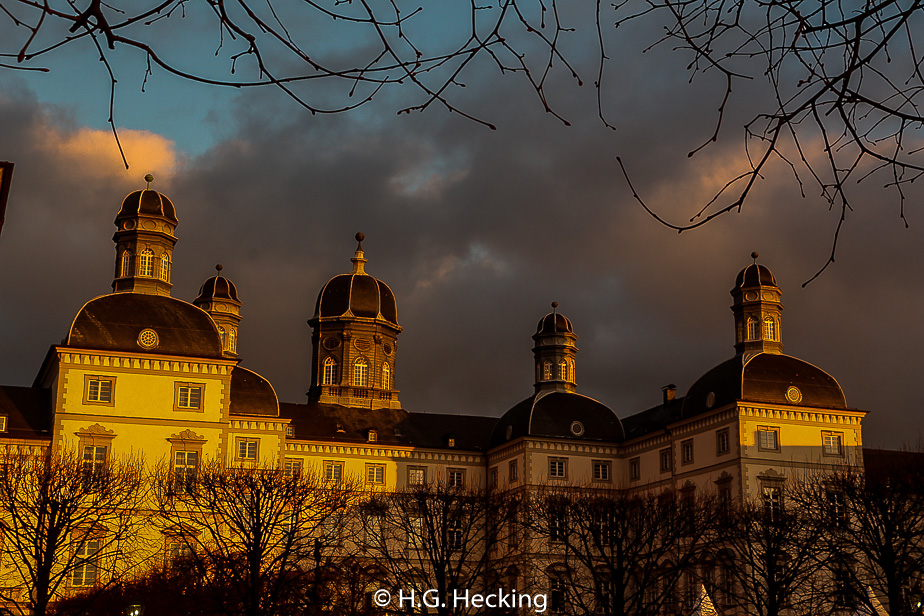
[144,174,154,189]
[350,232,367,275]
[751,251,759,263]
[216,264,223,276]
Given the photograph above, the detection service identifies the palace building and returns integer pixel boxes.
[0,182,868,600]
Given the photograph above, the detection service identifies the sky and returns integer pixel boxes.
[1,2,922,449]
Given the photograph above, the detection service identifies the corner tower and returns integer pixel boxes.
[194,265,243,358]
[112,175,177,295]
[533,302,578,394]
[731,252,784,360]
[308,233,402,410]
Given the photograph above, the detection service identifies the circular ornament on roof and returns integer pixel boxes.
[383,342,394,356]
[137,329,159,349]
[354,338,372,352]
[123,219,135,230]
[323,336,341,350]
[785,386,803,404]
[745,291,758,301]
[570,421,585,437]
[706,392,716,409]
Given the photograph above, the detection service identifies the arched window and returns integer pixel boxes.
[382,363,391,390]
[139,249,154,277]
[763,317,776,341]
[352,358,369,387]
[543,361,553,380]
[228,328,237,353]
[559,359,568,380]
[323,358,338,386]
[159,254,170,282]
[218,327,226,349]
[566,359,575,383]
[747,317,760,341]
[120,251,133,277]
[737,320,744,343]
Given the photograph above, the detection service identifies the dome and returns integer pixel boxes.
[229,367,279,417]
[194,268,241,304]
[490,391,625,448]
[682,353,847,417]
[116,189,178,225]
[67,294,223,358]
[315,273,398,325]
[536,312,573,335]
[734,262,778,290]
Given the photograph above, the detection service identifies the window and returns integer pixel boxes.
[237,439,258,460]
[558,359,568,380]
[120,250,133,277]
[747,317,759,340]
[166,539,192,567]
[72,540,99,587]
[823,431,844,456]
[447,519,464,550]
[284,458,303,477]
[681,439,694,465]
[762,483,783,521]
[322,358,339,386]
[175,383,203,410]
[448,468,466,488]
[764,317,776,341]
[719,483,732,515]
[549,457,567,479]
[228,328,236,353]
[593,460,611,482]
[508,460,518,483]
[549,505,567,542]
[382,363,391,390]
[367,429,378,442]
[139,249,155,277]
[352,358,369,387]
[660,448,672,472]
[566,359,575,382]
[285,425,294,437]
[629,457,641,481]
[85,376,114,405]
[408,466,426,485]
[716,428,730,455]
[159,254,170,282]
[543,361,553,380]
[549,576,566,612]
[324,461,343,482]
[827,487,848,528]
[366,464,385,484]
[174,450,198,493]
[0,416,7,433]
[218,327,226,349]
[491,467,499,488]
[757,427,780,451]
[82,445,107,482]
[592,508,614,544]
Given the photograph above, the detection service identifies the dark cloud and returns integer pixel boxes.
[1,43,923,452]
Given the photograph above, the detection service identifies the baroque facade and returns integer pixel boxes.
[0,183,867,607]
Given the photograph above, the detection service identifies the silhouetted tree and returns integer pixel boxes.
[0,449,147,616]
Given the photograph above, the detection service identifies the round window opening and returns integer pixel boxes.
[570,421,585,437]
[705,392,716,409]
[137,329,159,349]
[785,386,803,404]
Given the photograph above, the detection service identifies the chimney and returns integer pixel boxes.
[662,384,677,404]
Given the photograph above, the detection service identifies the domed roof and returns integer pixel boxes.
[536,311,574,335]
[194,266,241,305]
[116,188,178,225]
[67,294,223,358]
[682,353,847,417]
[490,391,625,448]
[734,260,779,290]
[229,367,279,417]
[314,234,399,326]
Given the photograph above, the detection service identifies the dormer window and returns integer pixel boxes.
[0,415,7,432]
[368,429,378,442]
[447,435,456,448]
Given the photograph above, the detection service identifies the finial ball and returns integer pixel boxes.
[751,251,759,260]
[355,232,365,242]
[144,174,154,183]
[551,301,559,309]
[216,264,223,272]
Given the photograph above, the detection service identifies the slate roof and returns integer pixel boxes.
[0,385,52,441]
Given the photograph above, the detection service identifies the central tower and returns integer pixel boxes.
[308,233,402,410]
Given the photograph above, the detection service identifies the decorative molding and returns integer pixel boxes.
[75,423,116,440]
[167,429,207,445]
[58,351,231,376]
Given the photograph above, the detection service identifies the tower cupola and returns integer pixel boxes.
[112,175,178,296]
[731,252,784,360]
[308,233,402,410]
[532,302,578,393]
[194,265,243,358]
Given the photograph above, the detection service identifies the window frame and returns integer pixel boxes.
[173,450,199,494]
[83,375,116,406]
[716,428,730,455]
[174,382,205,412]
[548,457,568,480]
[138,249,155,277]
[324,460,344,483]
[593,460,611,482]
[120,250,134,277]
[659,448,672,473]
[381,363,391,390]
[628,457,641,481]
[681,439,694,465]
[490,466,499,488]
[284,458,303,478]
[236,438,259,462]
[447,468,466,488]
[757,426,781,452]
[822,431,844,457]
[508,460,518,483]
[0,416,7,433]
[366,463,385,485]
[352,357,369,387]
[71,539,100,587]
[407,466,426,486]
[322,357,339,386]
